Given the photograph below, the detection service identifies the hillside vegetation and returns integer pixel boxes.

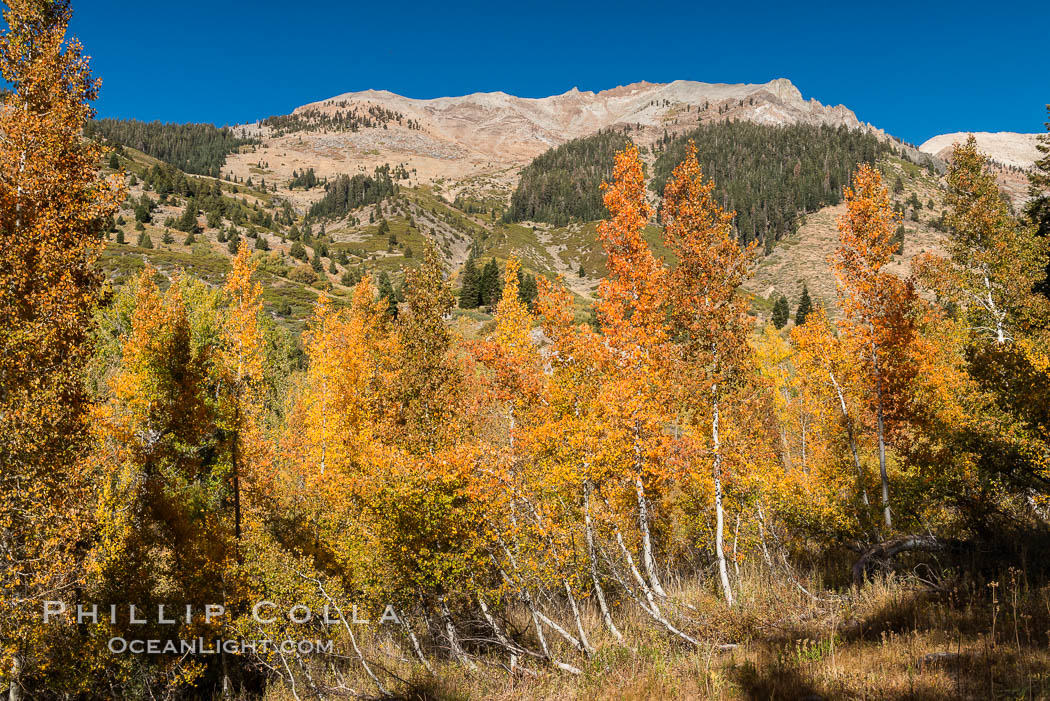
[652,121,905,251]
[506,129,632,225]
[307,167,399,220]
[85,118,258,176]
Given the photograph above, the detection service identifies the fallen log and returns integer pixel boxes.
[852,535,945,586]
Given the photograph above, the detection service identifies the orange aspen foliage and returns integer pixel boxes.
[594,145,672,599]
[832,163,921,529]
[662,141,758,605]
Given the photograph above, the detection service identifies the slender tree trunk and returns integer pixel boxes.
[562,579,594,656]
[870,343,891,528]
[755,504,775,571]
[400,611,433,673]
[601,491,664,617]
[600,540,700,646]
[8,655,21,701]
[232,409,241,540]
[632,424,666,597]
[478,597,532,675]
[732,512,741,580]
[439,597,476,670]
[829,368,870,507]
[712,389,734,606]
[310,578,388,695]
[584,480,623,641]
[778,427,794,473]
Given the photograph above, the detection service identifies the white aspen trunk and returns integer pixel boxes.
[870,342,892,529]
[525,595,582,674]
[602,492,663,617]
[632,424,667,597]
[8,656,21,701]
[272,640,302,701]
[562,579,594,656]
[829,367,870,507]
[584,480,623,641]
[534,608,586,654]
[400,612,433,673]
[712,389,734,606]
[983,272,1007,344]
[634,474,666,598]
[311,579,388,695]
[478,597,533,675]
[601,540,700,646]
[732,512,741,579]
[494,538,582,674]
[755,504,775,571]
[439,597,476,670]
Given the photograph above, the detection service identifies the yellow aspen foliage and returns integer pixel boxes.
[0,0,124,690]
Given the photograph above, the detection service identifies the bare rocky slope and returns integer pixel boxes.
[920,131,1042,206]
[225,79,892,200]
[919,131,1041,170]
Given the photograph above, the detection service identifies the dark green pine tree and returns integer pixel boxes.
[479,258,502,308]
[376,271,400,318]
[175,199,198,233]
[517,269,538,310]
[795,283,813,326]
[1025,104,1050,297]
[458,255,482,309]
[772,294,790,329]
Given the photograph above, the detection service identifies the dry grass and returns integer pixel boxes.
[255,561,1050,700]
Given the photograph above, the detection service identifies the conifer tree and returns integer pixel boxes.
[1025,105,1050,295]
[517,268,539,310]
[458,255,481,309]
[480,258,502,307]
[377,270,399,318]
[796,282,813,326]
[772,294,790,328]
[175,197,198,233]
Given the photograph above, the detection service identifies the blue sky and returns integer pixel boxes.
[71,0,1049,145]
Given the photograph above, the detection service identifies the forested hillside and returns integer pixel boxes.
[652,121,906,250]
[506,129,632,225]
[84,118,258,176]
[308,167,399,219]
[261,102,420,135]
